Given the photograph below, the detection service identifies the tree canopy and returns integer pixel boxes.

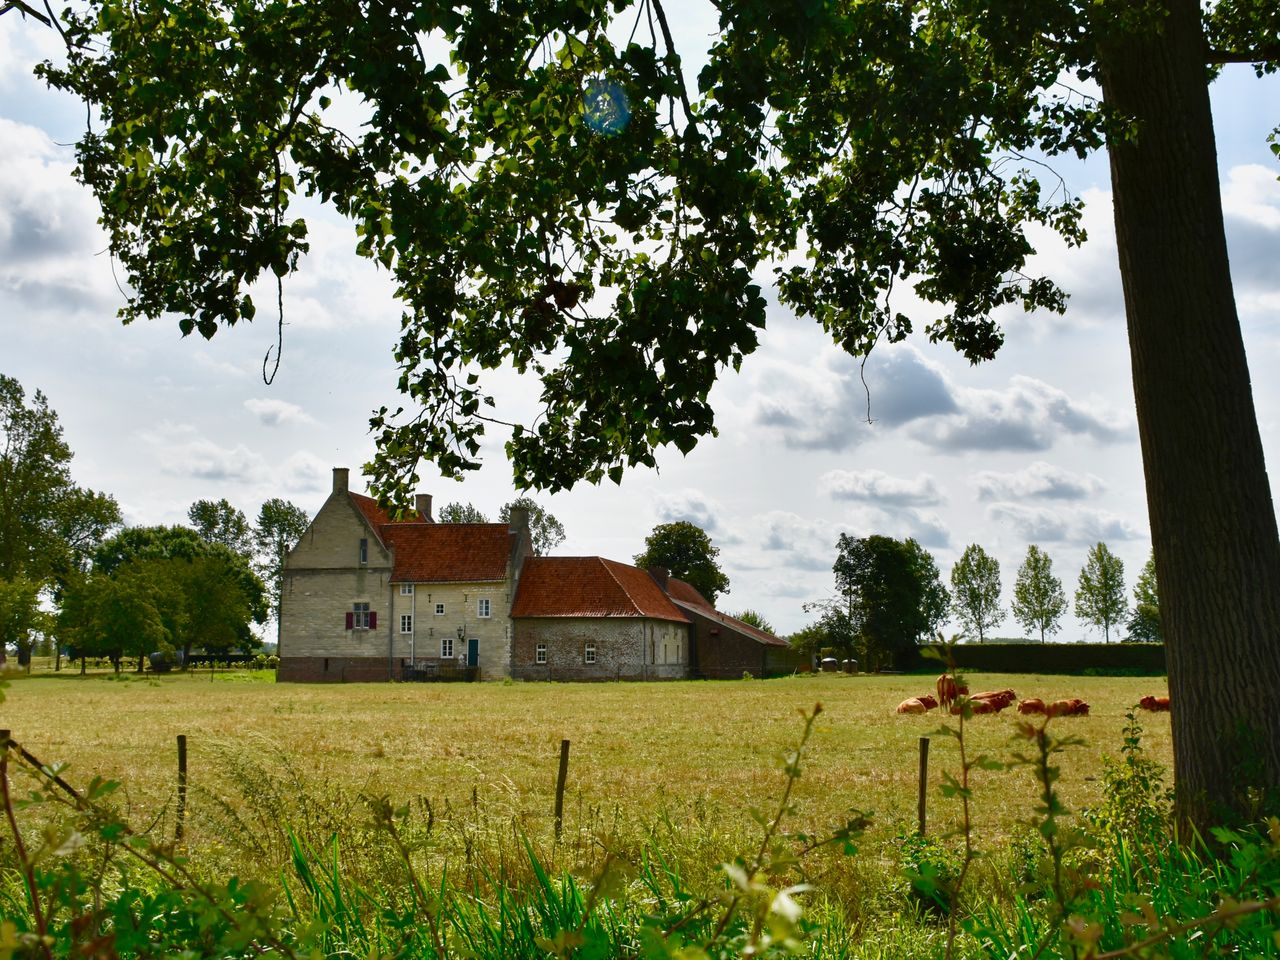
[0,374,120,586]
[253,498,311,635]
[1074,542,1127,643]
[829,533,949,670]
[1127,551,1162,643]
[436,502,490,524]
[633,521,729,605]
[23,0,1280,824]
[188,498,254,556]
[949,543,1005,643]
[499,497,566,555]
[1011,544,1067,643]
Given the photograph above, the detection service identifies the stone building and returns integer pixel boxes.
[278,467,806,682]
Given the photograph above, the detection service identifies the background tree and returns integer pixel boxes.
[949,544,1006,643]
[437,502,489,524]
[92,525,268,661]
[30,0,1280,824]
[633,522,730,606]
[1075,543,1128,643]
[59,566,170,673]
[253,498,310,643]
[1127,552,1162,644]
[731,609,775,634]
[0,574,42,669]
[0,374,120,595]
[831,534,949,671]
[1012,545,1067,643]
[499,497,565,555]
[188,498,253,556]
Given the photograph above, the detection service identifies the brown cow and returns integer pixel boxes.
[971,689,1017,711]
[918,695,939,710]
[1046,698,1090,717]
[936,675,969,710]
[1017,698,1047,715]
[1138,695,1171,712]
[950,696,998,715]
[897,697,929,715]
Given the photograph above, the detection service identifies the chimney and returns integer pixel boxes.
[508,505,530,535]
[649,566,669,592]
[416,493,433,522]
[332,467,349,495]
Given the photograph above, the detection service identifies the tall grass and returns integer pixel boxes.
[3,677,1279,959]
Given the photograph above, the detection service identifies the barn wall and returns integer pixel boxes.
[511,617,689,680]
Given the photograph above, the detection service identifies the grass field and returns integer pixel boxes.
[0,670,1171,868]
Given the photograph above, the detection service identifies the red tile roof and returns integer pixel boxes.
[350,494,512,581]
[381,523,514,583]
[665,577,714,611]
[670,600,792,647]
[349,493,428,536]
[511,557,691,622]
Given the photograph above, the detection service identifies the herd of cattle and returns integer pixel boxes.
[894,676,1172,717]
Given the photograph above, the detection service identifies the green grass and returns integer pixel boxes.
[0,671,1171,864]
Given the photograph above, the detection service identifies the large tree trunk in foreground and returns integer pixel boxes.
[1099,0,1280,828]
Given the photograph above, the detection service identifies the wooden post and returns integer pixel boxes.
[175,734,188,842]
[917,736,930,835]
[554,739,570,841]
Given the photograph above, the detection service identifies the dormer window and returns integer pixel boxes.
[359,538,368,565]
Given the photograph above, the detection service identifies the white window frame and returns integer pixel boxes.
[352,602,370,630]
[400,583,414,596]
[358,538,368,565]
[435,602,445,616]
[400,614,413,634]
[477,597,491,618]
[536,643,547,665]
[584,642,596,665]
[441,637,454,658]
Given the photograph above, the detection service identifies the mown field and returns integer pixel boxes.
[0,670,1171,864]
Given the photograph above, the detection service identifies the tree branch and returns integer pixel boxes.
[1205,47,1280,64]
[649,0,701,139]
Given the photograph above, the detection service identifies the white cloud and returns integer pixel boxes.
[987,502,1143,544]
[244,397,315,427]
[821,468,944,506]
[159,438,268,484]
[973,461,1106,501]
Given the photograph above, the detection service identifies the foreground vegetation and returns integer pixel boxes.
[2,672,1277,957]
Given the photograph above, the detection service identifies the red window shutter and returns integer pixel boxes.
[345,612,354,630]
[369,611,378,630]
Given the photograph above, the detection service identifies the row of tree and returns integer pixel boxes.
[1,372,312,670]
[792,536,1162,671]
[951,542,1160,645]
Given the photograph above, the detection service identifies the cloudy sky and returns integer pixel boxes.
[3,9,1278,638]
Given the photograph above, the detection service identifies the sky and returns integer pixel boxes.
[2,8,1278,639]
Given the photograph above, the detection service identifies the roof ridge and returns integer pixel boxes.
[597,557,636,610]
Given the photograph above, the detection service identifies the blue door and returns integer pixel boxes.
[467,637,478,667]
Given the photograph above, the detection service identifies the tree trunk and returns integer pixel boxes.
[1098,0,1280,827]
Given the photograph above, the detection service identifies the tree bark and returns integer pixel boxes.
[1098,0,1280,827]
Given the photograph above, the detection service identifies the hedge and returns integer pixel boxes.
[904,642,1166,675]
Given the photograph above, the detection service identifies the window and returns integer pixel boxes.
[477,598,491,618]
[400,614,413,634]
[358,538,368,565]
[400,583,414,596]
[584,643,596,665]
[441,636,454,658]
[435,603,445,616]
[536,643,547,664]
[351,602,370,630]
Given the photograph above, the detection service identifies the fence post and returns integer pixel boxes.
[175,734,188,842]
[554,739,570,841]
[917,736,930,835]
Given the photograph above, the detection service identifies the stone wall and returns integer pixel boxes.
[388,580,512,678]
[280,493,396,664]
[511,617,689,681]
